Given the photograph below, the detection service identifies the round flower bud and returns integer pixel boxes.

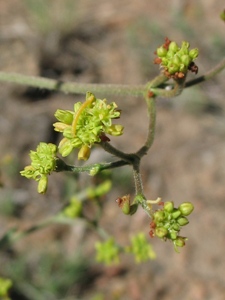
[174,236,186,248]
[172,223,180,231]
[172,209,181,219]
[156,46,167,57]
[164,201,174,213]
[177,216,189,226]
[189,48,199,59]
[181,54,191,67]
[168,41,179,53]
[178,202,194,216]
[168,64,179,74]
[155,227,168,238]
[153,211,165,222]
[169,231,178,240]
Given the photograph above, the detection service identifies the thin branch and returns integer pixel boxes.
[136,96,156,157]
[0,71,145,97]
[185,57,225,88]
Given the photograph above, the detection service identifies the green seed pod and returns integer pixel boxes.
[168,41,179,53]
[177,216,189,226]
[155,227,168,238]
[189,48,199,60]
[178,202,194,216]
[164,201,174,213]
[156,46,167,57]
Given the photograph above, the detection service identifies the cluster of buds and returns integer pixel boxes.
[149,201,194,252]
[20,143,58,193]
[53,92,123,160]
[154,38,199,79]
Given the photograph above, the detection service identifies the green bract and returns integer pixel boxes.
[20,142,58,194]
[53,92,123,159]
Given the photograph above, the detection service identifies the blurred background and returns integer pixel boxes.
[0,0,225,299]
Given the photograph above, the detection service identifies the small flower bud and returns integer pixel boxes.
[164,201,174,213]
[178,202,194,216]
[53,122,70,132]
[180,41,190,52]
[177,216,189,226]
[38,175,48,194]
[154,211,165,222]
[78,145,91,161]
[168,64,179,74]
[155,227,168,238]
[168,41,179,52]
[172,209,181,219]
[181,54,191,67]
[169,231,178,240]
[174,236,186,248]
[59,138,73,157]
[54,109,73,124]
[89,165,101,176]
[172,223,180,231]
[189,48,199,59]
[156,46,167,57]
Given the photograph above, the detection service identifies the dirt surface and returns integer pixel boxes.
[1,1,225,299]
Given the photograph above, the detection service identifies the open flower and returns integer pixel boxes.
[53,92,123,160]
[20,143,58,193]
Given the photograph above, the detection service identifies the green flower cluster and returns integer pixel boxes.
[95,238,120,265]
[154,38,199,78]
[53,92,123,160]
[150,201,194,252]
[126,233,156,263]
[62,196,82,218]
[20,143,57,193]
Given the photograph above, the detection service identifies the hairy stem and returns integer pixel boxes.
[185,57,225,88]
[0,71,144,97]
[150,75,187,98]
[136,96,156,157]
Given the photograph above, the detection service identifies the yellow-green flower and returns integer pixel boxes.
[20,143,58,193]
[53,92,123,159]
